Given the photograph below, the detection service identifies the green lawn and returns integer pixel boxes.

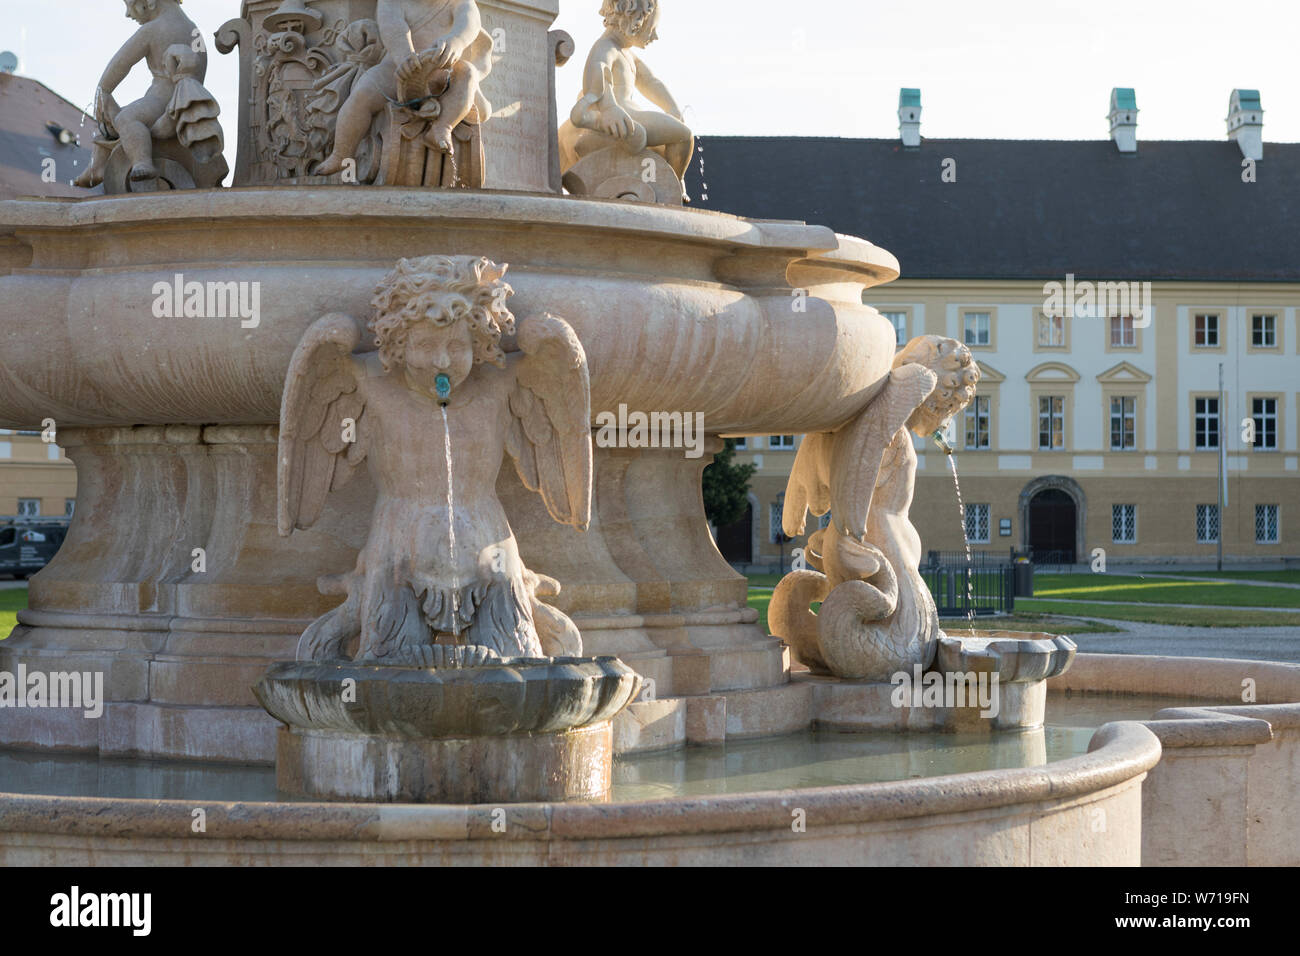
[0,587,26,637]
[1151,570,1300,586]
[1031,573,1300,609]
[1018,598,1300,628]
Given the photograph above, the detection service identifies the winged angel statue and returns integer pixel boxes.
[277,255,591,664]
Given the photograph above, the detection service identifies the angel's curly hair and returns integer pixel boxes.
[601,0,657,37]
[368,255,516,372]
[895,334,981,418]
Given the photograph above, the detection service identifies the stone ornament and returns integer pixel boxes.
[558,0,694,204]
[771,336,981,680]
[75,0,228,193]
[251,0,337,180]
[277,254,592,663]
[314,0,495,186]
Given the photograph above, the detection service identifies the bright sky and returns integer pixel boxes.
[3,0,1297,143]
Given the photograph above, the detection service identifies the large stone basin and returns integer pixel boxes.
[0,187,900,762]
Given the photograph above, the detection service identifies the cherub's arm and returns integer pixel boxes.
[442,0,484,56]
[572,44,638,140]
[632,55,684,120]
[377,0,416,59]
[98,27,151,101]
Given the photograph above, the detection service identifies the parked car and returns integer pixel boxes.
[0,517,70,579]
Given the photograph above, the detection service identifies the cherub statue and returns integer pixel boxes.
[314,0,494,177]
[771,336,981,680]
[558,0,694,203]
[75,0,213,188]
[278,255,592,663]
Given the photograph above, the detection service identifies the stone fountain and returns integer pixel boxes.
[0,0,1075,811]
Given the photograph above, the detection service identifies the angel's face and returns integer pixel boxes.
[403,319,474,397]
[124,0,157,24]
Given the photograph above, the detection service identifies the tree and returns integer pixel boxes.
[702,439,757,529]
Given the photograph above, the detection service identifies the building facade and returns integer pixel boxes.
[691,89,1299,567]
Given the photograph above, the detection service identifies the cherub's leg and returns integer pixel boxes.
[115,92,171,181]
[315,64,393,176]
[630,110,694,198]
[73,140,115,188]
[428,61,483,153]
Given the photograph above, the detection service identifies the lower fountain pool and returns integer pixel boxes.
[0,694,1207,804]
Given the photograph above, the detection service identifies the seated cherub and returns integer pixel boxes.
[75,0,207,187]
[278,255,592,663]
[561,0,694,201]
[315,0,494,176]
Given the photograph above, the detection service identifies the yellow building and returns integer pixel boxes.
[695,89,1298,568]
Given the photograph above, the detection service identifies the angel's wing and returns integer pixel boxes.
[827,363,938,540]
[505,313,592,531]
[277,313,368,536]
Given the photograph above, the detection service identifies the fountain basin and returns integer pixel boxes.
[0,188,901,763]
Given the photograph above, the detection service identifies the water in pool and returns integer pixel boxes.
[0,693,1209,804]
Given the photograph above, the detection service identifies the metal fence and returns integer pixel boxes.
[925,548,1023,569]
[922,564,1016,617]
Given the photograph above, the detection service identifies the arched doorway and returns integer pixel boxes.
[1028,489,1077,563]
[1019,476,1086,565]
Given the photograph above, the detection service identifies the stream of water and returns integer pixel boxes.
[945,453,977,632]
[441,405,460,638]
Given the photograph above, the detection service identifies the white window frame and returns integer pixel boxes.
[17,498,40,517]
[1194,396,1220,450]
[1038,395,1065,450]
[1252,397,1278,451]
[1110,396,1137,451]
[1251,314,1277,349]
[1194,313,1220,348]
[964,312,991,347]
[768,435,796,450]
[965,504,991,544]
[965,395,991,450]
[1110,315,1136,348]
[1038,313,1065,347]
[769,502,785,544]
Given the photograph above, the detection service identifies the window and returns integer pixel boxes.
[1255,504,1279,544]
[17,498,40,517]
[769,502,785,544]
[1196,504,1219,544]
[0,528,12,546]
[1252,398,1278,450]
[1038,396,1065,450]
[1194,314,1219,348]
[1110,315,1136,348]
[1037,314,1065,347]
[1109,396,1136,450]
[731,438,747,450]
[1112,504,1137,543]
[965,504,990,543]
[1252,314,1277,348]
[768,435,796,450]
[965,396,990,449]
[882,311,907,346]
[1194,397,1220,450]
[65,498,76,517]
[963,312,991,347]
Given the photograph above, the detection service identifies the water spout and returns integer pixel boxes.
[435,373,452,405]
[931,429,954,456]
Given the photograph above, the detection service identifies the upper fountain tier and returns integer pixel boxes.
[218,0,566,192]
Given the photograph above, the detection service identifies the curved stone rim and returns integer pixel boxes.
[0,718,1160,843]
[253,655,643,738]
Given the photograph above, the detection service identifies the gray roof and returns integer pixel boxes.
[0,73,97,200]
[686,137,1300,282]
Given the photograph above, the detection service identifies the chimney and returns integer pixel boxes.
[1108,88,1138,153]
[1227,89,1263,161]
[898,88,921,148]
